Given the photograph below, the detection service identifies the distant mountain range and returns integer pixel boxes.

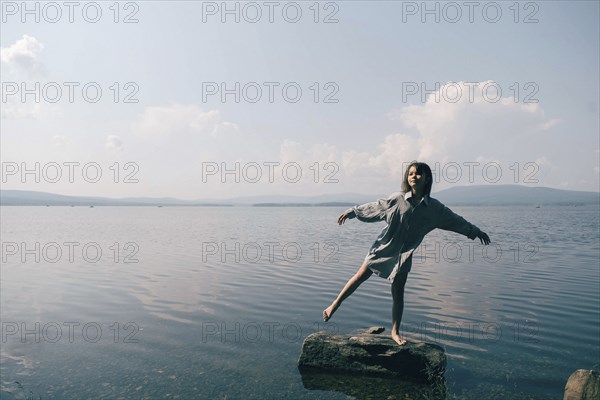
[1,185,598,207]
[432,185,599,206]
[0,190,375,207]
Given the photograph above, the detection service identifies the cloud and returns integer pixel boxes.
[120,82,581,194]
[540,118,560,131]
[310,142,338,163]
[1,94,62,120]
[340,134,415,178]
[535,156,551,167]
[52,135,68,146]
[1,36,53,119]
[279,139,303,164]
[278,139,340,166]
[1,99,42,119]
[106,135,123,152]
[131,103,239,138]
[1,34,45,76]
[312,81,561,191]
[388,81,557,165]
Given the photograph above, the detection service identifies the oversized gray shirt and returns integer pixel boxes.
[346,191,481,282]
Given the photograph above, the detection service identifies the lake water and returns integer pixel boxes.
[1,205,599,399]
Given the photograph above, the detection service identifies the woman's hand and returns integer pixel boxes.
[338,212,349,225]
[477,231,491,245]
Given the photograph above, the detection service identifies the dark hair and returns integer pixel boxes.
[401,161,433,196]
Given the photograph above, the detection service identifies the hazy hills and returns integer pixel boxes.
[1,185,598,207]
[432,185,599,206]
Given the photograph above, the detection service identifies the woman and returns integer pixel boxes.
[322,161,491,346]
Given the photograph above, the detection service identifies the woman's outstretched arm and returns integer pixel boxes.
[437,204,490,244]
[476,231,491,245]
[338,212,351,225]
[338,192,401,225]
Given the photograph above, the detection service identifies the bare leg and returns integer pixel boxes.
[391,267,410,346]
[323,261,373,321]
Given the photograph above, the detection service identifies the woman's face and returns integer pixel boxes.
[407,165,428,193]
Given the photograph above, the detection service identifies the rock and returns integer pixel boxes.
[297,328,446,384]
[564,369,600,400]
[364,326,386,334]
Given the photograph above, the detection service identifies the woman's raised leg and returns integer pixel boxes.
[391,267,410,346]
[323,261,373,321]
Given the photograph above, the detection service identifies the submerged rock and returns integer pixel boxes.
[299,369,447,400]
[297,327,446,384]
[564,369,600,400]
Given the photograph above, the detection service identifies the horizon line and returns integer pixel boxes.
[1,183,599,203]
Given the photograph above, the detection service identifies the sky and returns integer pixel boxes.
[1,0,599,200]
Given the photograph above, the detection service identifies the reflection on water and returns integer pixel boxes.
[1,205,598,399]
[299,368,447,400]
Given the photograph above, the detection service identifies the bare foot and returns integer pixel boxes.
[322,303,338,322]
[392,332,407,346]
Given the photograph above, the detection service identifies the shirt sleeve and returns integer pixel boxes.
[436,205,481,240]
[346,193,399,223]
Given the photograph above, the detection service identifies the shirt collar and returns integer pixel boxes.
[404,191,430,206]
